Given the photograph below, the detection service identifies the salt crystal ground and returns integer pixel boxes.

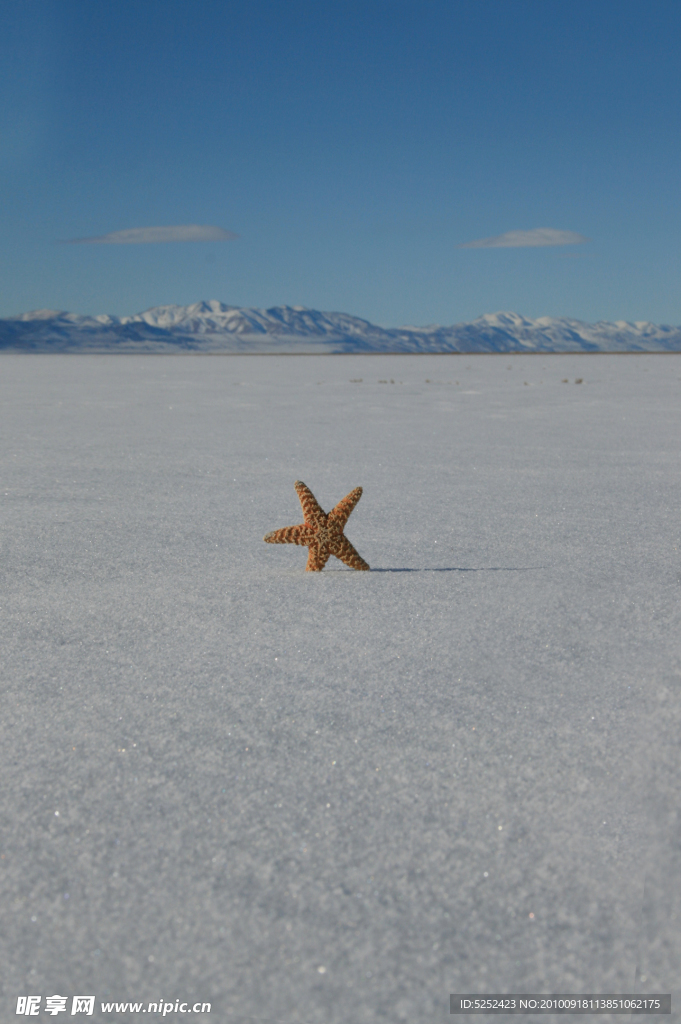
[1,354,680,1023]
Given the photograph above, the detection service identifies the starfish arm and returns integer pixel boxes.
[306,544,330,572]
[294,481,327,527]
[330,535,370,571]
[328,486,363,529]
[263,524,314,546]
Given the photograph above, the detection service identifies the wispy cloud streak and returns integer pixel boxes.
[62,225,239,244]
[460,228,589,249]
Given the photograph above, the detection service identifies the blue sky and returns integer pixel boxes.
[1,0,680,325]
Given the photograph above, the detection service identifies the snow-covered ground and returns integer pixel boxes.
[1,354,680,1022]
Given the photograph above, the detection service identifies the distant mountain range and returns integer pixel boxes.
[2,301,681,353]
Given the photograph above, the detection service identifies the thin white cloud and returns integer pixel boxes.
[63,224,239,244]
[459,228,589,249]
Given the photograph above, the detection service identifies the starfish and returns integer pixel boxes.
[264,480,370,571]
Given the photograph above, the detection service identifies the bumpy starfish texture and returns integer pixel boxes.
[264,481,370,571]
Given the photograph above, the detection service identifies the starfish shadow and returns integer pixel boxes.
[370,566,544,573]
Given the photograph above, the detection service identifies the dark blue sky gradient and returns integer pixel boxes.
[1,0,680,323]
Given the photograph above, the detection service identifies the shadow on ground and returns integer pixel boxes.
[369,566,543,572]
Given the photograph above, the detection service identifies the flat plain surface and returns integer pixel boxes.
[1,354,680,1023]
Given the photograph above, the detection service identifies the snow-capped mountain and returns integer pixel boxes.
[2,301,681,352]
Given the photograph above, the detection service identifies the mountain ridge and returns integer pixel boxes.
[2,301,681,352]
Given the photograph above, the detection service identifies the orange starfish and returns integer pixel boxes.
[264,480,370,571]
